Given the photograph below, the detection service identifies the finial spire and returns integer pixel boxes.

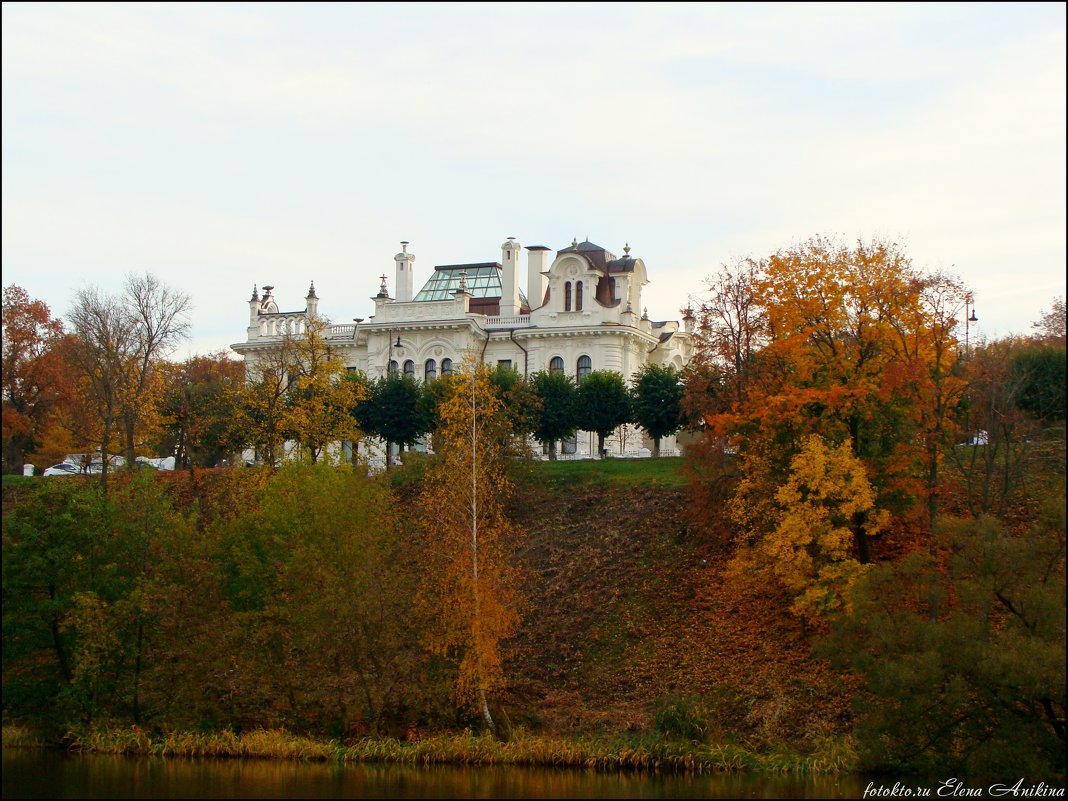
[251,284,259,301]
[307,281,317,299]
[624,242,631,255]
[379,274,388,296]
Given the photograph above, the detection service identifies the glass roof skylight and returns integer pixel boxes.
[413,264,502,301]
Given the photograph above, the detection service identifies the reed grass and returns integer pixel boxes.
[1,724,45,748]
[57,725,858,775]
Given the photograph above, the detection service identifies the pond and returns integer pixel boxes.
[2,747,868,798]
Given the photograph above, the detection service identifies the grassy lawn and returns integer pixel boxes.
[525,456,687,487]
[2,474,39,490]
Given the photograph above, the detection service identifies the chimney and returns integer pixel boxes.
[500,237,522,317]
[394,241,414,302]
[525,246,551,311]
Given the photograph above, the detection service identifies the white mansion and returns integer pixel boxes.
[232,237,694,458]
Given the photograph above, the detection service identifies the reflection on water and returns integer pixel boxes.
[2,747,866,799]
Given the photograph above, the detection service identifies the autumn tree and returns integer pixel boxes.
[156,353,244,468]
[120,273,191,467]
[1032,297,1066,346]
[630,364,683,457]
[728,434,887,622]
[946,336,1066,519]
[693,258,767,409]
[213,464,418,733]
[416,371,461,454]
[2,285,68,473]
[66,287,138,487]
[880,270,971,528]
[689,237,975,553]
[285,316,363,463]
[417,359,521,733]
[229,337,296,468]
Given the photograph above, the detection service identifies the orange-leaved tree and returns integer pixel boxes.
[2,285,68,473]
[689,237,974,561]
[417,356,521,734]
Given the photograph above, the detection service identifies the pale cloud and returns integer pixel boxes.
[3,3,1064,352]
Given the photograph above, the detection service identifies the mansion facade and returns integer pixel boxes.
[231,237,694,458]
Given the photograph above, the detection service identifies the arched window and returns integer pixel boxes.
[388,360,399,376]
[576,281,583,311]
[549,356,564,374]
[564,281,572,312]
[441,358,454,376]
[424,359,437,381]
[577,355,592,383]
[403,360,415,378]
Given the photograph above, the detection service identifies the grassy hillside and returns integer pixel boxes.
[498,458,854,747]
[4,459,853,750]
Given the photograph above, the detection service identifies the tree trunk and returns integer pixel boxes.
[596,432,605,459]
[124,412,137,470]
[852,510,870,565]
[652,436,661,458]
[480,688,496,734]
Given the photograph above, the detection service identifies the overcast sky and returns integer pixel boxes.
[3,2,1065,357]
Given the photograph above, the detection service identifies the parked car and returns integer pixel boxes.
[43,463,81,477]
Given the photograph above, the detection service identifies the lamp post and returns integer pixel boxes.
[964,295,978,356]
[387,333,402,375]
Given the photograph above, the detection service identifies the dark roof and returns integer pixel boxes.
[556,239,619,273]
[433,262,501,271]
[606,255,638,273]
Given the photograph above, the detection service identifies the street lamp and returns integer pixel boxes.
[387,334,402,375]
[964,296,978,356]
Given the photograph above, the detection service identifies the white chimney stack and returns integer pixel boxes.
[394,241,414,303]
[525,246,550,311]
[500,237,522,317]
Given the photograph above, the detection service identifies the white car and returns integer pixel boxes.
[43,463,81,477]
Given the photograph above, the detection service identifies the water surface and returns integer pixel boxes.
[2,747,867,798]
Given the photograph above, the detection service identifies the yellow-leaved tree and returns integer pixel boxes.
[417,357,521,734]
[727,434,888,622]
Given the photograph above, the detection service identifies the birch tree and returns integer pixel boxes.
[417,358,520,733]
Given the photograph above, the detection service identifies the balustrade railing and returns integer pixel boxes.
[485,314,532,329]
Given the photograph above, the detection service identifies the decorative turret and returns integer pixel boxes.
[395,241,415,302]
[249,285,260,325]
[500,237,522,317]
[305,281,318,316]
[681,306,695,334]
